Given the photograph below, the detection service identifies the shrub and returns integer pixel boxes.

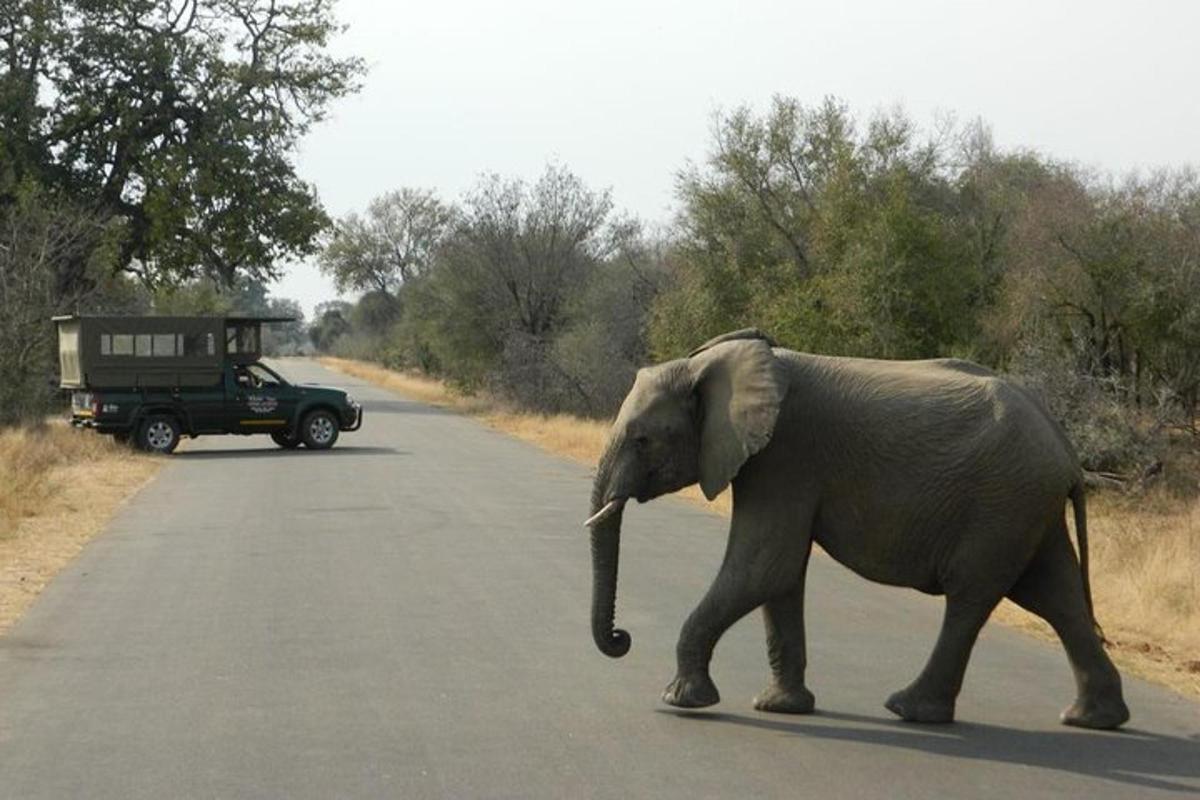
[1009,341,1161,474]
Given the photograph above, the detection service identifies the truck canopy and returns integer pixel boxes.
[52,315,294,390]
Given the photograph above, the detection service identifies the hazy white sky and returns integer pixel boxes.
[275,0,1200,316]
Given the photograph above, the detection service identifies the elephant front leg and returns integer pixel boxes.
[663,569,770,710]
[664,485,807,711]
[753,582,815,714]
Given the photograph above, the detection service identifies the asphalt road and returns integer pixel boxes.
[1,358,1197,799]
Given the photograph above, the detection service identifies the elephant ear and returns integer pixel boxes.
[689,338,785,500]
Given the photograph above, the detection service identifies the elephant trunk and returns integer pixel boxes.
[588,442,631,658]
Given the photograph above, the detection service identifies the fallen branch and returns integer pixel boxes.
[1083,470,1128,490]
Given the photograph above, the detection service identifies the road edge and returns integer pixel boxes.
[0,428,164,635]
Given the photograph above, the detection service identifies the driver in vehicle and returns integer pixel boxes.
[234,365,260,389]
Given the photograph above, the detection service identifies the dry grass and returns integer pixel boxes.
[323,356,1199,698]
[0,423,161,633]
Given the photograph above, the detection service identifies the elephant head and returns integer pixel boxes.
[586,332,786,657]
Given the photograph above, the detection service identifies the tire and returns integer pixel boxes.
[271,429,302,449]
[300,409,339,450]
[137,415,180,454]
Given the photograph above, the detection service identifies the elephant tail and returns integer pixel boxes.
[1070,482,1108,646]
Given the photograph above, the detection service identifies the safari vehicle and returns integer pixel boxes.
[54,315,362,454]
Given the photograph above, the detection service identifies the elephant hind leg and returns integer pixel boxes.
[1006,529,1129,729]
[885,593,999,723]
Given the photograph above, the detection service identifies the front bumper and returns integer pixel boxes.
[341,403,363,432]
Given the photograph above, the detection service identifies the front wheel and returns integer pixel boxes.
[137,415,180,454]
[271,429,302,449]
[300,409,339,450]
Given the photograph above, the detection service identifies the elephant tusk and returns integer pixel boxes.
[584,499,625,528]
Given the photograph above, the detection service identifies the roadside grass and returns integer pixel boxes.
[324,356,1199,698]
[0,423,161,634]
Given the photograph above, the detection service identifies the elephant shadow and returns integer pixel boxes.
[658,709,1200,794]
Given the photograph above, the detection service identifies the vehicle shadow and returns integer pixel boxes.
[174,446,406,459]
[656,709,1200,793]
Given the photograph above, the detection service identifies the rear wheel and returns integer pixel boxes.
[271,429,302,449]
[300,409,339,450]
[137,415,180,454]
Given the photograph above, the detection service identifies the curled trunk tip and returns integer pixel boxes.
[595,627,631,658]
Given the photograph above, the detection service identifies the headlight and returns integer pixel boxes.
[344,396,357,407]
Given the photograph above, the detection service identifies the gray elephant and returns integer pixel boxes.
[586,328,1129,729]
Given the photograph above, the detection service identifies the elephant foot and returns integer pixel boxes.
[1060,695,1130,730]
[884,686,955,724]
[662,672,720,709]
[753,683,815,715]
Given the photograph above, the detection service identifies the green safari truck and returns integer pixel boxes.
[54,315,362,453]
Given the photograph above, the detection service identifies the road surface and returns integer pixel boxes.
[1,359,1197,798]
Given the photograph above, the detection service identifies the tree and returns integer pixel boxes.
[658,96,983,361]
[150,278,238,316]
[447,166,612,336]
[0,185,118,424]
[0,0,364,289]
[693,95,859,279]
[309,300,352,351]
[999,166,1200,421]
[350,290,401,336]
[552,219,671,414]
[320,188,453,297]
[418,165,614,400]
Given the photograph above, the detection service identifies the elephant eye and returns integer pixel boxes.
[633,433,650,449]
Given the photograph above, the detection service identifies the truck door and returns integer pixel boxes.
[226,363,299,435]
[185,373,229,434]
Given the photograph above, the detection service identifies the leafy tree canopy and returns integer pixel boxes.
[660,96,986,360]
[0,0,364,289]
[320,188,453,296]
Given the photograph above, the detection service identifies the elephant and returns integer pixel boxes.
[585,328,1129,729]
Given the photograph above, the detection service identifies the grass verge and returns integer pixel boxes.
[321,356,1198,699]
[0,423,161,634]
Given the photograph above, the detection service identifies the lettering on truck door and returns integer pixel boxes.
[227,363,299,433]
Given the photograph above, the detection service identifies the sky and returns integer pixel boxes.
[274,0,1200,317]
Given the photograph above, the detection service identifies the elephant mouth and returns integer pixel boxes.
[584,497,627,527]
